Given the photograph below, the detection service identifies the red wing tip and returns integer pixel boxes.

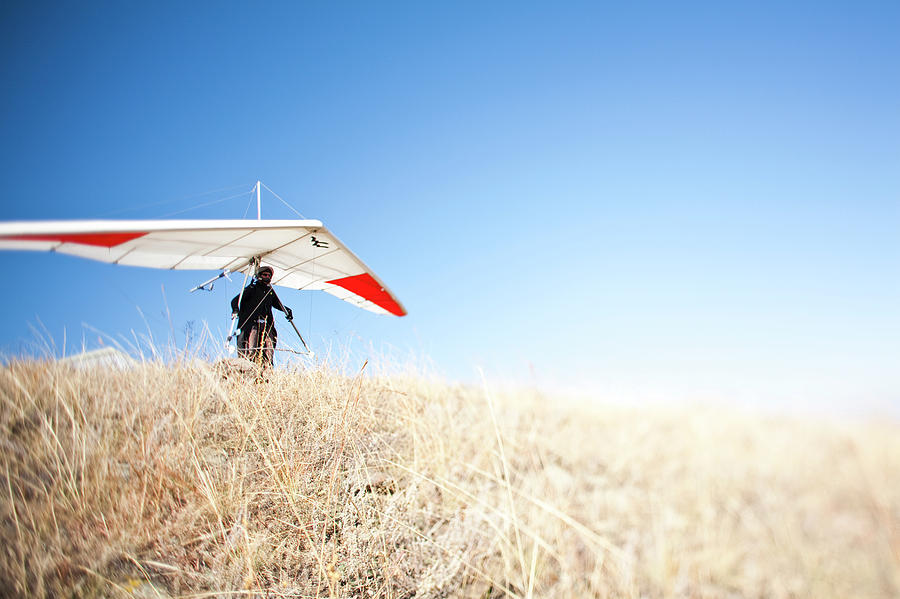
[326,273,406,316]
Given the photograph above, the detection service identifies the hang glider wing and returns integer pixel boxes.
[0,219,406,316]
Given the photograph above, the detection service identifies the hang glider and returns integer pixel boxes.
[0,219,406,317]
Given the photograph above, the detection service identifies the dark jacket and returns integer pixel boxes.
[231,282,287,332]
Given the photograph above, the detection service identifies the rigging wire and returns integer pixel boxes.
[260,181,306,219]
[241,193,256,219]
[90,183,254,218]
[158,191,253,218]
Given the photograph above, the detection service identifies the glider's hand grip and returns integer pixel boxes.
[284,307,293,321]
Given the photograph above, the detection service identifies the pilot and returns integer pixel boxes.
[230,265,293,366]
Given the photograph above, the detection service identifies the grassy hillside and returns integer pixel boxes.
[1,359,898,598]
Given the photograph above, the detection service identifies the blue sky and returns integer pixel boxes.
[1,2,898,413]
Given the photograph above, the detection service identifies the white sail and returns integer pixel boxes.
[0,219,406,316]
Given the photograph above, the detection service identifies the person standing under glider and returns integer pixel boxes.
[230,265,293,366]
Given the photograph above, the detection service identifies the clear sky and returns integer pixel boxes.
[1,2,898,414]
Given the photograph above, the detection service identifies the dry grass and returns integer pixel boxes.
[1,357,898,598]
